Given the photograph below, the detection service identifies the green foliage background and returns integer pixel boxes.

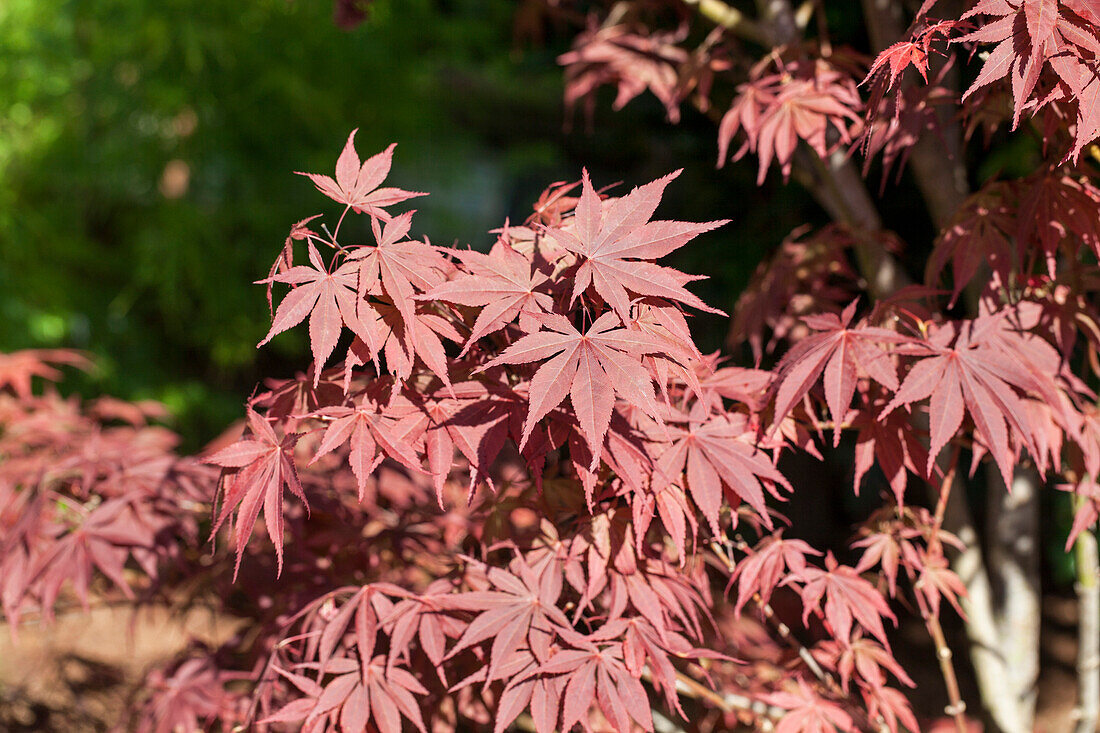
[0,0,816,449]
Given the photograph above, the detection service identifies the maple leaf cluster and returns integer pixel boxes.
[133,123,1100,730]
[160,132,940,732]
[557,0,1100,183]
[0,350,212,631]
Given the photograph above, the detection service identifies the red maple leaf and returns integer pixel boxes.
[914,550,967,618]
[790,552,897,647]
[308,398,424,500]
[443,556,571,683]
[813,632,915,693]
[852,392,930,506]
[545,169,728,321]
[882,311,1050,488]
[389,382,513,504]
[266,655,429,733]
[0,349,91,398]
[927,181,1017,302]
[513,631,656,733]
[958,0,1100,158]
[656,410,791,535]
[719,59,863,183]
[864,686,920,733]
[477,311,667,467]
[33,497,157,616]
[348,212,452,320]
[258,240,368,381]
[203,409,306,577]
[558,24,694,124]
[765,679,855,733]
[730,532,821,615]
[297,129,425,218]
[421,237,554,354]
[142,658,235,733]
[770,300,910,444]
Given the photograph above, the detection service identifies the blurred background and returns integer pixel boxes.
[0,0,827,452]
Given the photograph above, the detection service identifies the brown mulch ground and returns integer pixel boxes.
[0,603,240,731]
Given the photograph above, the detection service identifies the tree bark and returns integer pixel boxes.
[939,483,1027,732]
[1073,520,1100,733]
[984,467,1041,731]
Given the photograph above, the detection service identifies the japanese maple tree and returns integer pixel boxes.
[5,1,1100,732]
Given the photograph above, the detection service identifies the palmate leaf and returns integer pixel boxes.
[258,241,368,382]
[142,658,235,733]
[349,212,453,328]
[851,392,930,506]
[420,237,554,354]
[296,130,425,218]
[765,679,855,733]
[0,349,91,399]
[545,169,728,321]
[958,0,1100,158]
[656,410,791,536]
[719,59,863,184]
[388,381,514,505]
[506,631,657,733]
[790,553,897,648]
[203,409,305,577]
[264,656,429,733]
[729,532,821,615]
[558,24,692,125]
[881,308,1066,488]
[476,311,667,468]
[812,632,916,693]
[770,300,911,444]
[442,555,571,684]
[308,399,424,500]
[32,497,156,617]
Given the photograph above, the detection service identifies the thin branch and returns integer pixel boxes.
[916,447,969,733]
[682,0,768,45]
[668,669,787,722]
[921,609,970,733]
[929,442,962,551]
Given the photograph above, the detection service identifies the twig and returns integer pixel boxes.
[928,443,962,552]
[921,607,969,733]
[917,449,969,733]
[650,667,786,724]
[710,539,833,685]
[682,0,768,45]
